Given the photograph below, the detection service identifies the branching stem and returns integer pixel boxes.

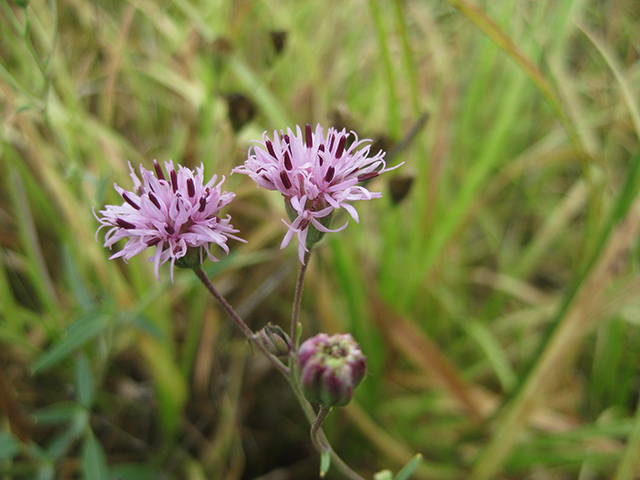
[193,267,289,376]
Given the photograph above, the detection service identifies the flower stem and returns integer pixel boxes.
[311,405,332,452]
[286,251,365,480]
[288,361,365,480]
[193,267,289,376]
[291,249,312,352]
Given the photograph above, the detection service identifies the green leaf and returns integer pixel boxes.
[46,409,88,459]
[36,463,55,480]
[82,431,109,480]
[109,463,167,480]
[32,312,109,373]
[75,353,95,408]
[320,451,331,478]
[395,454,423,480]
[374,470,394,480]
[33,402,81,424]
[0,432,20,461]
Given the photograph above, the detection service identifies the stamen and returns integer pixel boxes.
[165,224,175,235]
[170,169,178,192]
[153,160,165,181]
[328,134,335,151]
[280,171,292,189]
[148,192,161,210]
[187,178,195,197]
[305,124,312,148]
[284,151,293,170]
[199,197,207,212]
[358,171,379,182]
[116,218,136,229]
[147,238,161,247]
[266,140,277,159]
[336,136,346,158]
[121,192,140,210]
[325,166,335,182]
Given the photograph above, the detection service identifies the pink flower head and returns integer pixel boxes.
[95,160,244,282]
[233,124,401,263]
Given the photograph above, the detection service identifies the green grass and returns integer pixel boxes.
[1,0,640,479]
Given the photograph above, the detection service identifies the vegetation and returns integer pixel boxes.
[1,0,639,478]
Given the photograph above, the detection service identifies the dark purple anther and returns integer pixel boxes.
[170,169,178,192]
[266,140,277,159]
[121,192,140,210]
[187,178,195,197]
[153,160,165,181]
[284,151,293,170]
[280,171,292,189]
[165,224,175,235]
[305,124,312,148]
[357,171,379,182]
[327,134,335,151]
[198,197,207,212]
[325,166,335,182]
[336,136,346,159]
[116,218,136,229]
[148,192,161,210]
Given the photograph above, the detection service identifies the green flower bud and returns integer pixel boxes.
[256,324,291,357]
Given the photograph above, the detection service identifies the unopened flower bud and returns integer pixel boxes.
[257,324,291,357]
[296,333,366,407]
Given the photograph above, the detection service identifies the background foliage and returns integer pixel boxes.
[1,0,640,479]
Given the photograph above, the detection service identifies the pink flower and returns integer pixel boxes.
[95,161,244,281]
[233,124,400,263]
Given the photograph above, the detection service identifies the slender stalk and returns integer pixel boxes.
[311,405,332,452]
[288,362,365,480]
[290,249,312,352]
[286,250,365,480]
[193,267,289,376]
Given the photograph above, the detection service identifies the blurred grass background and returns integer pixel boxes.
[1,0,640,478]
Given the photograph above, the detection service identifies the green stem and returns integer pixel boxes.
[193,267,289,376]
[290,249,312,353]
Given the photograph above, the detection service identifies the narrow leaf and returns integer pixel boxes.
[75,353,95,408]
[395,454,423,480]
[320,451,331,478]
[32,313,108,373]
[82,431,109,480]
[0,432,19,461]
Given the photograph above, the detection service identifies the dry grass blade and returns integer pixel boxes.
[368,291,485,424]
[469,189,640,480]
[445,0,590,172]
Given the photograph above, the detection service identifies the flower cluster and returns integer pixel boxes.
[95,160,243,281]
[233,124,399,263]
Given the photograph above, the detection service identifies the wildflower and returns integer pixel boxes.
[95,161,243,281]
[297,333,367,407]
[233,124,400,263]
